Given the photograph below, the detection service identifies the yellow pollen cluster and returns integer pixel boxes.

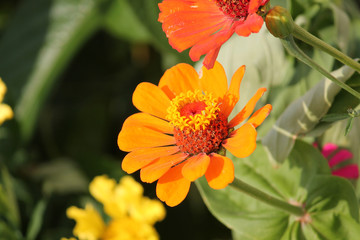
[166,90,219,131]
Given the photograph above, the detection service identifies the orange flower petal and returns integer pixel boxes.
[205,153,234,189]
[122,113,173,134]
[220,65,245,118]
[228,87,267,128]
[118,126,175,152]
[140,153,188,183]
[156,162,191,207]
[199,61,228,98]
[181,153,210,181]
[247,104,272,128]
[159,0,229,52]
[235,14,264,37]
[132,82,171,119]
[122,146,180,174]
[189,20,235,63]
[249,0,267,14]
[158,63,201,99]
[203,47,221,70]
[222,123,257,158]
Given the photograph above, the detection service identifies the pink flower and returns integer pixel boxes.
[318,143,359,179]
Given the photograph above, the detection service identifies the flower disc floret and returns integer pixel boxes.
[166,90,220,131]
[174,112,228,155]
[215,0,250,19]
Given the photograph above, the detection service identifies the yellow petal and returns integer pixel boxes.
[66,204,105,240]
[132,197,166,225]
[0,104,13,125]
[0,78,7,102]
[106,176,144,219]
[181,153,210,181]
[102,218,159,240]
[222,123,257,158]
[205,154,234,189]
[132,82,171,119]
[89,175,116,206]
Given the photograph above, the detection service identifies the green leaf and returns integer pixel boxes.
[329,3,351,53]
[103,0,152,42]
[196,140,360,238]
[0,0,108,142]
[262,64,356,163]
[308,74,360,138]
[310,212,360,239]
[126,0,190,68]
[126,0,169,52]
[321,113,350,122]
[215,28,289,109]
[196,141,324,239]
[0,166,20,228]
[0,221,21,240]
[197,175,289,240]
[306,175,359,221]
[30,159,88,196]
[25,199,47,240]
[345,117,354,136]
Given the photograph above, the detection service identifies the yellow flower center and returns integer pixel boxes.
[167,90,229,155]
[166,90,220,132]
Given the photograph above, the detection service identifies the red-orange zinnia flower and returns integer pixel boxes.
[117,61,272,206]
[158,0,270,69]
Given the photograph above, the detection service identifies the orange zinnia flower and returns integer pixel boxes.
[117,62,272,206]
[158,0,270,69]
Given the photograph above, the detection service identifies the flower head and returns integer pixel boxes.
[318,143,359,179]
[65,175,165,240]
[158,0,270,69]
[117,62,272,206]
[0,78,13,125]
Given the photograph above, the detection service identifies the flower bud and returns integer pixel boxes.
[265,6,294,39]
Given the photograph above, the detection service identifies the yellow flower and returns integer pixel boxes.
[0,78,13,125]
[89,175,165,224]
[66,204,105,240]
[65,175,165,240]
[102,219,159,240]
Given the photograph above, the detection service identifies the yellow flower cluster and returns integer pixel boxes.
[63,175,166,240]
[0,78,13,125]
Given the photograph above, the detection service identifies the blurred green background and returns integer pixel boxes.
[1,0,360,239]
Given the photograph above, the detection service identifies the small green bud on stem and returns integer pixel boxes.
[265,6,294,39]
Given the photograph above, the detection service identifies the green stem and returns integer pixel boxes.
[292,24,360,73]
[229,178,305,216]
[281,36,360,100]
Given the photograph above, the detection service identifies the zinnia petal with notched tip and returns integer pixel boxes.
[118,61,271,206]
[158,0,270,69]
